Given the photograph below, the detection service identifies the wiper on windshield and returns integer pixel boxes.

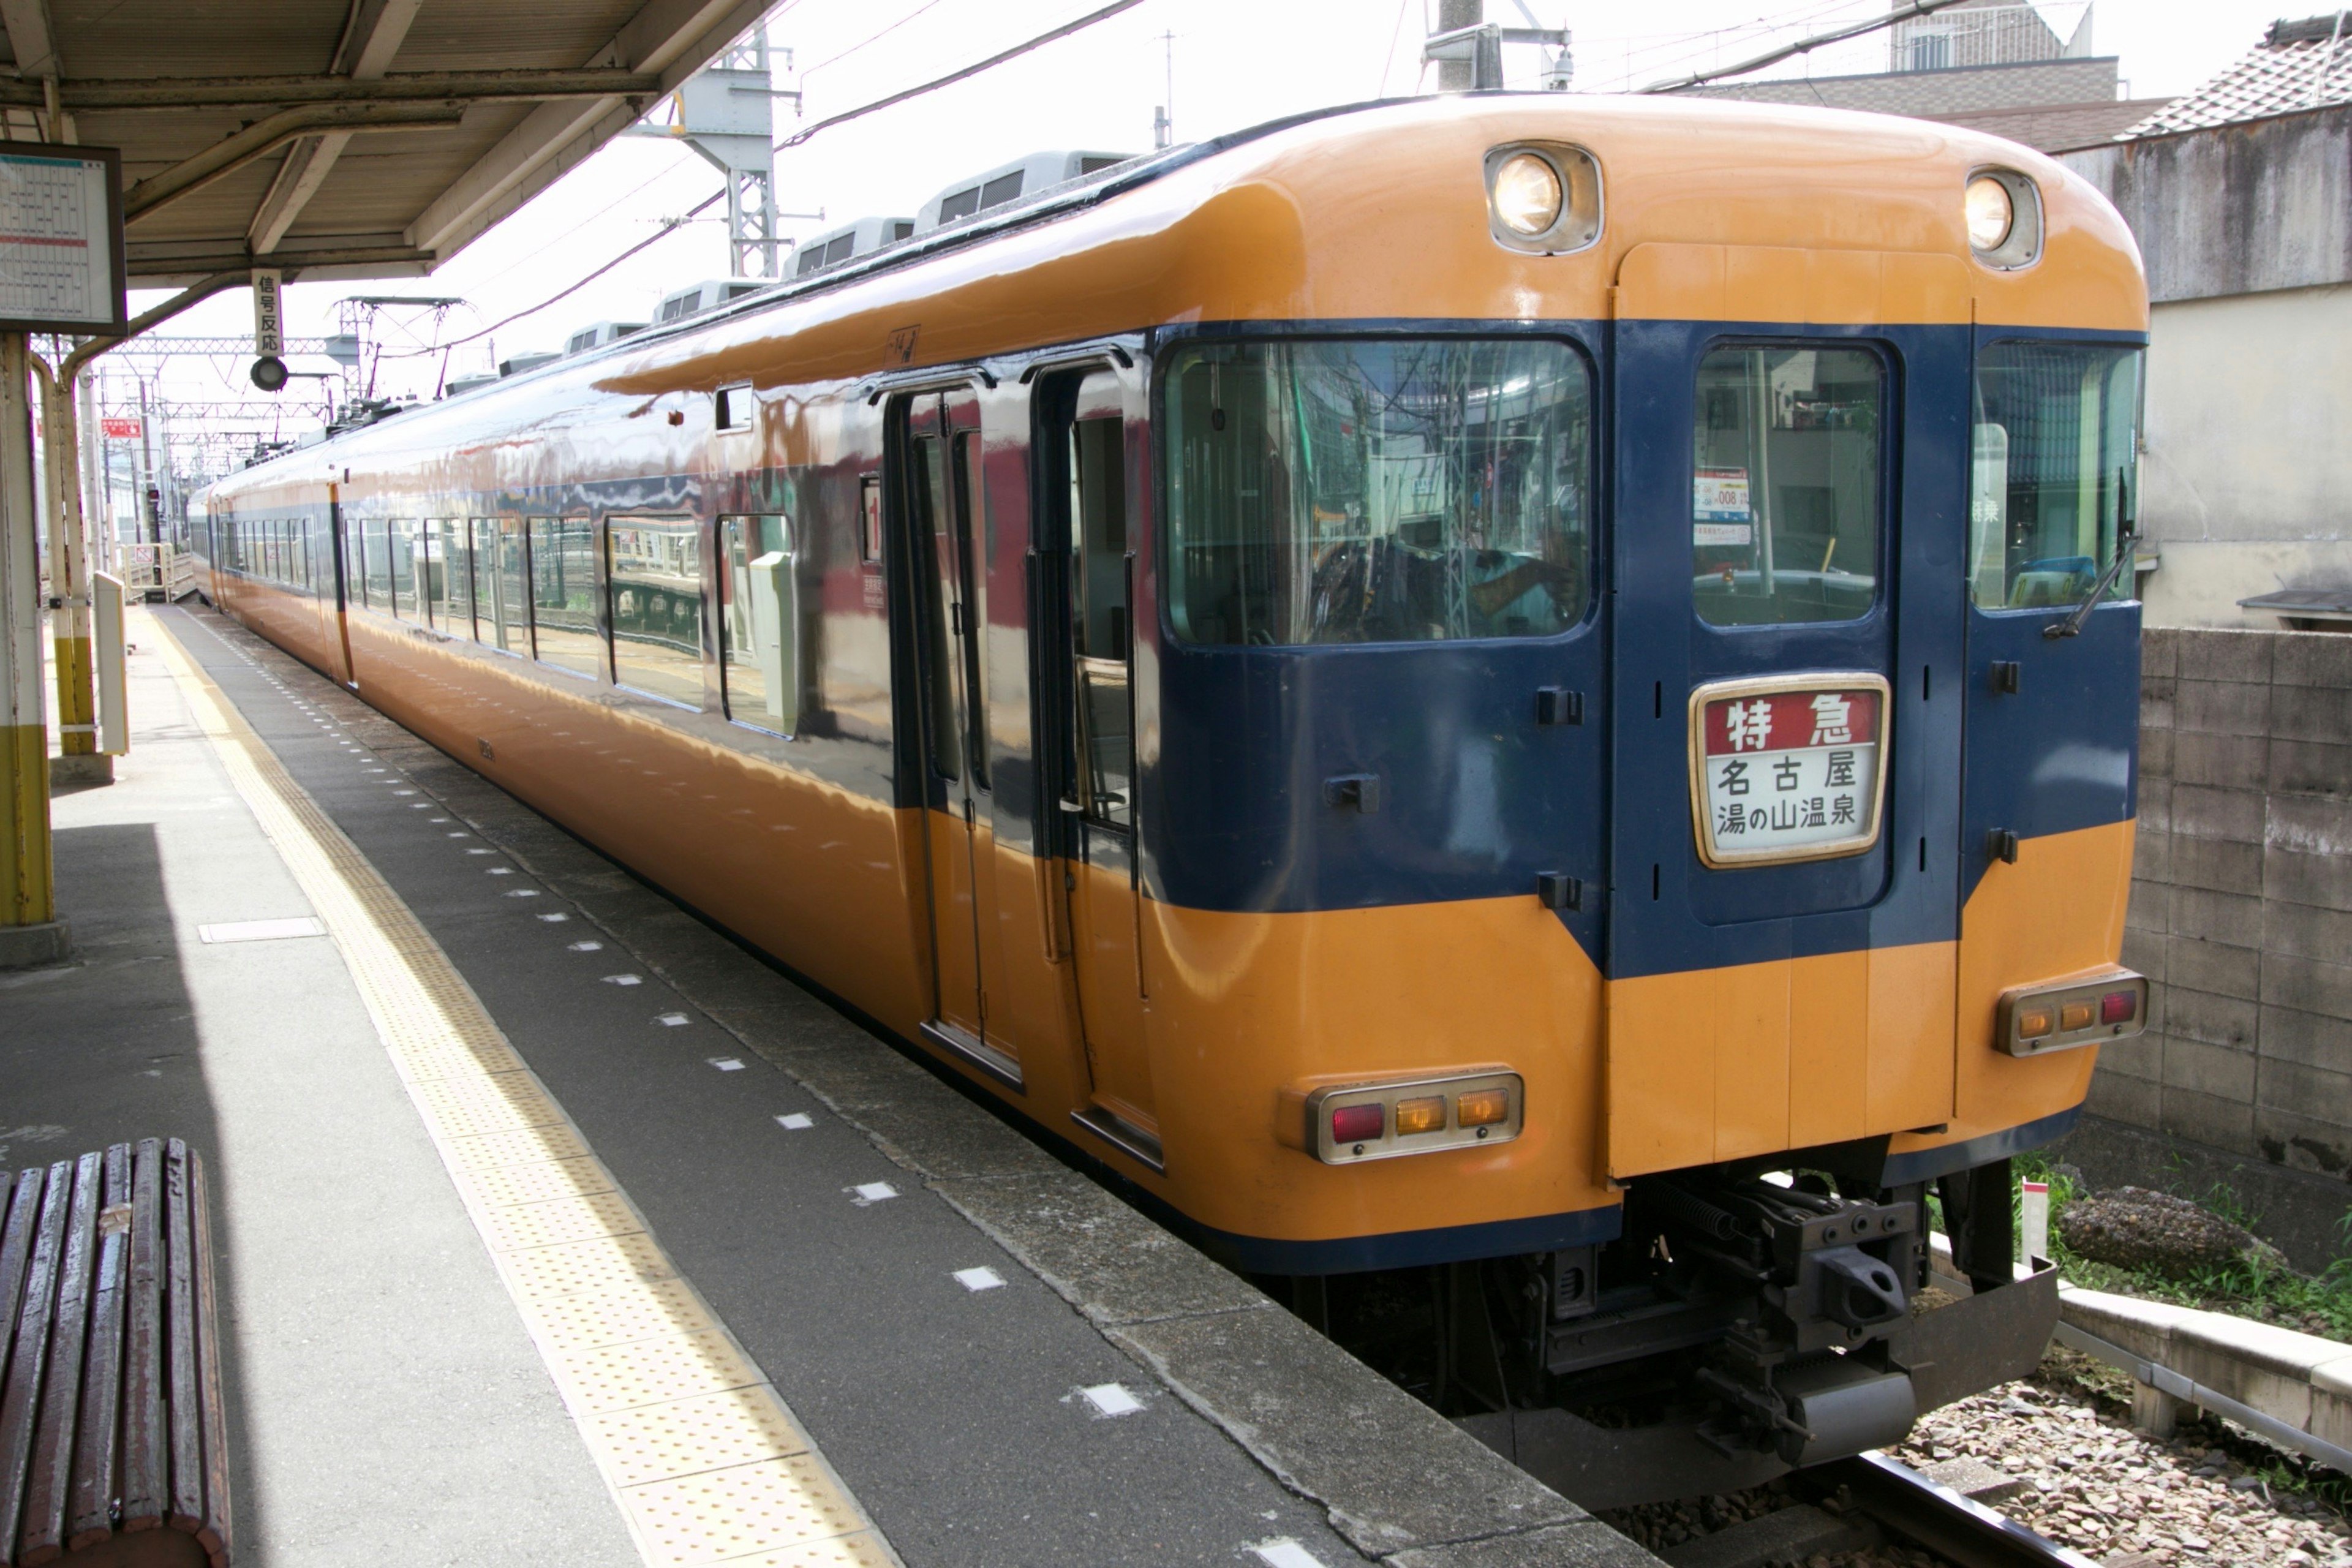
[2045,466,2135,641]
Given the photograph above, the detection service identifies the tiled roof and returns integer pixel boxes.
[2121,15,2352,137]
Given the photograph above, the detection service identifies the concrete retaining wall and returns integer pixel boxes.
[2081,627,2352,1232]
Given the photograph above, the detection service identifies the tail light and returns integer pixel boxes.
[1305,1072,1524,1164]
[1996,971,2146,1057]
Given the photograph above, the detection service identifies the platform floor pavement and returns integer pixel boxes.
[0,597,1403,1567]
[2,620,641,1565]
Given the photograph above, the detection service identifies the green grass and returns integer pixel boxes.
[2015,1152,2352,1342]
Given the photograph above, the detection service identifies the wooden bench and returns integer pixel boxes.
[0,1140,230,1566]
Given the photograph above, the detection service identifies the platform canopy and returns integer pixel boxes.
[0,0,767,287]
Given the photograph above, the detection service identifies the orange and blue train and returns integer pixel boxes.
[197,92,2149,1499]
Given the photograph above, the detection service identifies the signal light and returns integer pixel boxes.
[1457,1088,1511,1128]
[1395,1096,1447,1136]
[1996,971,2147,1057]
[1303,1072,1523,1164]
[1330,1104,1384,1146]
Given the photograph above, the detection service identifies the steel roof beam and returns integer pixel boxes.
[124,101,466,224]
[0,0,59,83]
[0,67,661,112]
[249,0,426,255]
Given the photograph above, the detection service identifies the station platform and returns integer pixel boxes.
[1,602,1649,1568]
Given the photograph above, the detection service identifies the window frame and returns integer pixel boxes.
[1687,334,1896,635]
[1965,335,2146,618]
[605,513,708,709]
[1153,328,1604,650]
[717,512,797,737]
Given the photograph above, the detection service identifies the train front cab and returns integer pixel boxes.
[927,211,2150,1501]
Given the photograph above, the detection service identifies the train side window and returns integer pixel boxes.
[1969,343,2143,611]
[1069,416,1131,827]
[910,435,960,780]
[608,517,706,707]
[1691,345,1883,627]
[497,518,530,655]
[720,514,797,734]
[388,521,418,616]
[529,516,602,679]
[427,519,467,628]
[344,516,364,608]
[1164,337,1593,644]
[469,519,494,642]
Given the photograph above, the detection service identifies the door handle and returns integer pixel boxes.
[1325,774,1381,813]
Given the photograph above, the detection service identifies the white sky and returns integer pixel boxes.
[115,0,2288,466]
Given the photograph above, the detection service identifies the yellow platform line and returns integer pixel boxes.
[147,610,900,1568]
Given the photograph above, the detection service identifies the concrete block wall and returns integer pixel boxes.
[2091,628,2352,1178]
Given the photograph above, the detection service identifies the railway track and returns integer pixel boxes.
[1619,1450,2097,1568]
[1813,1452,2097,1568]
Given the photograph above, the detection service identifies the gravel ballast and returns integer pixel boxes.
[1602,1352,2352,1568]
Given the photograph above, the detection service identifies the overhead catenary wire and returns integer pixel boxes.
[375,188,724,358]
[1640,0,1977,92]
[775,0,1152,151]
[385,0,1159,361]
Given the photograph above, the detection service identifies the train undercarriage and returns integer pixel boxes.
[1280,1154,2059,1509]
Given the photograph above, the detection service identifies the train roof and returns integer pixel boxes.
[208,91,2147,500]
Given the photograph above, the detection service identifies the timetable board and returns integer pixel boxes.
[0,144,126,334]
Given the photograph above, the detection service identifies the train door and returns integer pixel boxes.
[902,389,1017,1083]
[326,488,357,686]
[1043,371,1156,1155]
[1605,275,1966,1177]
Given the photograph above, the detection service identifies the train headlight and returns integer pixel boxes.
[1492,153,1563,236]
[1996,970,2145,1057]
[1484,143,1604,255]
[1964,176,2013,251]
[1965,168,2043,269]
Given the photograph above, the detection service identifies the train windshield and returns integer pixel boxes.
[1969,342,2144,610]
[1163,338,1592,645]
[1690,345,1885,627]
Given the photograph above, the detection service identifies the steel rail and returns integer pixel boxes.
[1820,1451,2098,1568]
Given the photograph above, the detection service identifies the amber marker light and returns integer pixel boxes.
[1997,971,2146,1057]
[1395,1096,1448,1137]
[1964,175,2014,251]
[1302,1071,1523,1163]
[1457,1088,1512,1129]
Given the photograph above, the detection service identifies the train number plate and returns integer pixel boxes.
[1689,674,1891,869]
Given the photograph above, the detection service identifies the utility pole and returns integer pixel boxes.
[137,379,158,547]
[1426,2,1567,92]
[1153,30,1174,149]
[1437,0,1483,90]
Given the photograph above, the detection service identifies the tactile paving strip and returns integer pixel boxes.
[151,612,900,1568]
[451,1156,617,1210]
[624,1455,867,1565]
[589,1387,811,1487]
[479,1191,648,1253]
